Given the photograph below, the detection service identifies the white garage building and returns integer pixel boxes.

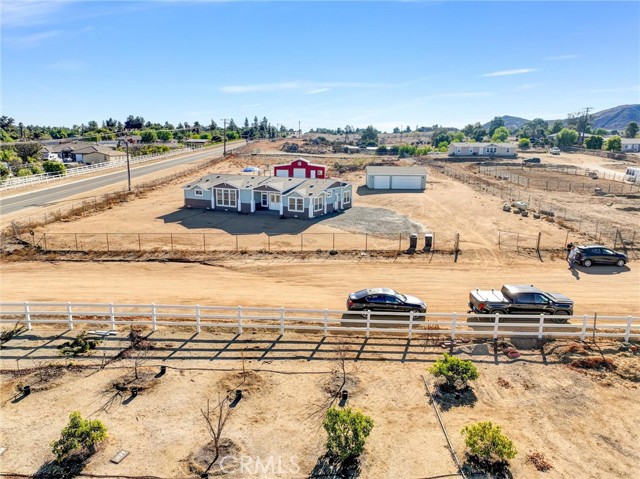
[365,166,427,190]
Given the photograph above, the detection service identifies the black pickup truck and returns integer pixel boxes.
[468,284,574,323]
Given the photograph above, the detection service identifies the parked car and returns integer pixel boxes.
[575,245,627,267]
[346,288,426,315]
[468,284,573,322]
[550,147,561,155]
[523,157,541,164]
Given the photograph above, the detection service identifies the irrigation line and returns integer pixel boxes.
[422,375,466,479]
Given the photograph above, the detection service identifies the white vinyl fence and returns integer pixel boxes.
[0,148,192,191]
[1,302,638,342]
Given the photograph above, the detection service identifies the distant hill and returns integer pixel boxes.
[482,105,640,132]
[482,115,529,130]
[589,104,640,130]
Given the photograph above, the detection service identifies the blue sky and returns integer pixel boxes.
[2,1,639,131]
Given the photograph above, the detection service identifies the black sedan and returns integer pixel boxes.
[575,245,627,267]
[346,288,426,315]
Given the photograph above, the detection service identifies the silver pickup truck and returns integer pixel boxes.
[468,284,573,323]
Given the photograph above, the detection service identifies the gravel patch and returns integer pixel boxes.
[323,207,425,235]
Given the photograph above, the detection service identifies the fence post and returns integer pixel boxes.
[25,302,32,331]
[592,312,598,342]
[624,315,632,342]
[323,308,328,336]
[492,313,500,340]
[237,306,243,334]
[151,304,157,332]
[366,311,371,338]
[451,313,457,342]
[408,311,414,340]
[580,314,588,341]
[109,303,115,331]
[537,313,545,339]
[196,305,201,334]
[67,302,74,330]
[280,307,285,336]
[365,233,368,252]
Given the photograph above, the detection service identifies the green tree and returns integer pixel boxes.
[550,120,564,134]
[43,161,67,175]
[594,128,608,136]
[140,130,157,143]
[0,164,9,179]
[51,412,107,463]
[518,138,531,149]
[470,123,487,142]
[461,422,517,463]
[359,125,379,146]
[605,135,622,151]
[462,124,475,137]
[491,126,509,143]
[624,121,639,138]
[452,131,464,142]
[584,135,603,150]
[157,130,173,142]
[488,116,505,136]
[124,115,145,130]
[429,353,479,391]
[30,164,44,174]
[14,142,42,162]
[16,168,33,177]
[323,407,374,462]
[556,128,579,148]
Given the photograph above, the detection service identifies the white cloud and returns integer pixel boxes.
[221,81,389,94]
[1,0,71,27]
[306,88,330,95]
[544,54,580,61]
[4,30,63,48]
[481,68,536,77]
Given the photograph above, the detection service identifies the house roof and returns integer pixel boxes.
[72,145,125,156]
[450,142,517,147]
[184,174,349,197]
[621,138,640,144]
[273,157,325,169]
[365,166,427,176]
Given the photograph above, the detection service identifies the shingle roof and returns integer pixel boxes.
[72,146,125,156]
[450,142,517,147]
[365,166,427,176]
[621,138,640,144]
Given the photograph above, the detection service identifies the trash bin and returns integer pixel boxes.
[409,234,418,250]
[424,233,433,252]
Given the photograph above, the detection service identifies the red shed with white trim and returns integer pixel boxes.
[272,158,326,179]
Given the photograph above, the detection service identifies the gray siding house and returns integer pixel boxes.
[448,142,518,158]
[183,174,352,219]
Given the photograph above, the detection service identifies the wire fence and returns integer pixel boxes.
[1,301,638,342]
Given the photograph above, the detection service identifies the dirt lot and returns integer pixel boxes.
[1,328,638,479]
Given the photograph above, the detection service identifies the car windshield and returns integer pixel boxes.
[396,293,407,302]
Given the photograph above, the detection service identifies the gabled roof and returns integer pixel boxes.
[273,157,325,169]
[365,166,427,176]
[72,146,125,156]
[450,142,517,147]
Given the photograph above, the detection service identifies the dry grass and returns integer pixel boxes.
[526,452,553,472]
[570,356,615,371]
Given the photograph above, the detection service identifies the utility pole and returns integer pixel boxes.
[400,125,403,143]
[221,118,227,155]
[298,121,301,138]
[576,107,592,145]
[124,139,131,192]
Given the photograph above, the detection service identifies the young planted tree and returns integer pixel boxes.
[201,394,234,474]
[323,407,373,462]
[461,421,517,465]
[429,353,479,391]
[51,412,107,463]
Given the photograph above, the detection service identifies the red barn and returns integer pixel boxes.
[272,158,326,179]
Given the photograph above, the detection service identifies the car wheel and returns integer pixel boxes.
[616,259,626,267]
[490,309,507,316]
[583,259,592,267]
[552,311,570,324]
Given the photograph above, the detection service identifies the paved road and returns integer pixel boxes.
[0,143,243,216]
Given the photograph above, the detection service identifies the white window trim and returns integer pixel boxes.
[194,189,203,197]
[216,188,237,207]
[343,191,351,203]
[313,196,324,212]
[288,197,304,212]
[269,193,281,203]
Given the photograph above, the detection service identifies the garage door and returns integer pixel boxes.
[276,170,288,177]
[293,168,306,178]
[373,175,390,189]
[392,176,422,189]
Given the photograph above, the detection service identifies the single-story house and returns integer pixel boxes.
[365,166,428,190]
[42,142,89,161]
[72,146,127,164]
[116,135,141,144]
[448,142,518,158]
[273,158,326,179]
[184,139,208,148]
[183,174,352,219]
[622,139,640,152]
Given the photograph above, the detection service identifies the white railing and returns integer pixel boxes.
[1,302,638,342]
[0,148,192,191]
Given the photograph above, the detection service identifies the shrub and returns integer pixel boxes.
[323,407,374,462]
[461,421,516,463]
[16,168,33,177]
[51,412,107,463]
[518,138,531,149]
[43,161,67,175]
[429,353,478,391]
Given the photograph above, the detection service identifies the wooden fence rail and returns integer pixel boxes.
[1,302,638,342]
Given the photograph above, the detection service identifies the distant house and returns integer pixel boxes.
[183,174,352,219]
[42,143,86,161]
[184,139,208,148]
[448,142,518,158]
[365,166,427,190]
[273,158,327,179]
[622,139,640,152]
[72,146,127,165]
[116,135,141,144]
